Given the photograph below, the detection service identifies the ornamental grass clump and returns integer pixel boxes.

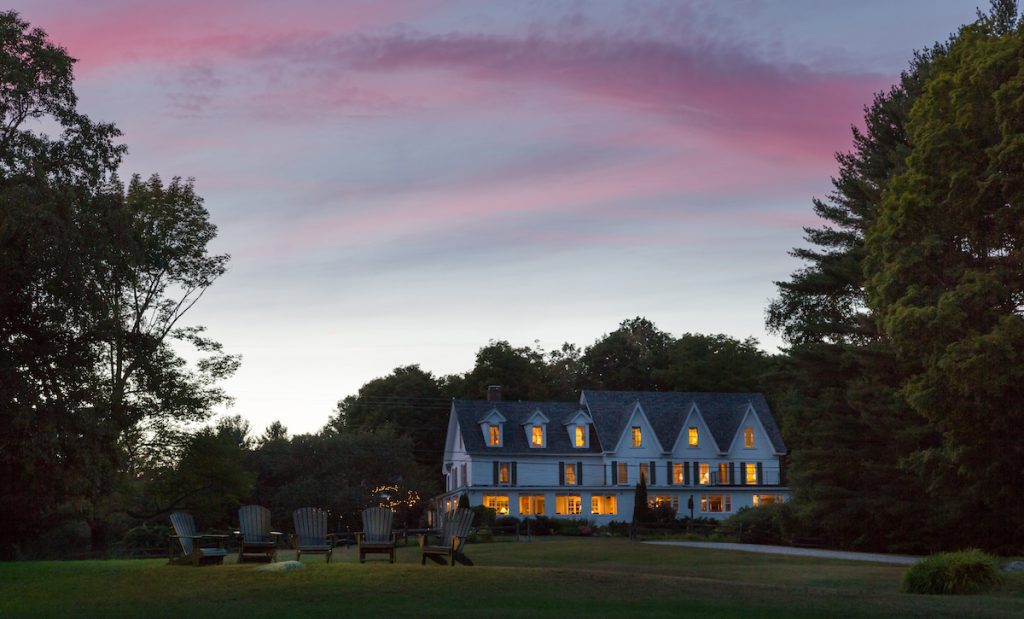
[900,549,1003,595]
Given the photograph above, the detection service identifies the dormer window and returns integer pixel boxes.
[488,424,501,447]
[744,426,754,448]
[688,427,698,447]
[531,426,544,447]
[480,409,507,448]
[631,426,642,448]
[574,425,586,447]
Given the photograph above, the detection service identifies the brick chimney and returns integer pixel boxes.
[486,385,502,402]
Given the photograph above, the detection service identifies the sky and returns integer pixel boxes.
[11,0,978,435]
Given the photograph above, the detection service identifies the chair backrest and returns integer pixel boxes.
[361,507,394,544]
[238,505,273,543]
[439,508,474,550]
[169,511,197,555]
[292,507,328,547]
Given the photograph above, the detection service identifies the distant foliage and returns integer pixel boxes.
[901,550,1004,595]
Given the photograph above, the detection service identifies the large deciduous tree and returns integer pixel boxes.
[865,6,1024,551]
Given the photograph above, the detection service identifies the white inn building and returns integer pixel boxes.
[437,388,788,522]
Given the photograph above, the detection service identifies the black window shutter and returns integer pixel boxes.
[577,461,584,485]
[511,462,518,486]
[611,461,618,484]
[493,461,499,485]
[559,461,565,485]
[740,462,746,485]
[693,461,700,484]
[667,461,673,485]
[683,461,690,485]
[756,462,763,485]
[729,462,735,485]
[650,461,656,485]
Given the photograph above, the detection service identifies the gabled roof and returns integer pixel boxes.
[452,400,603,455]
[580,390,786,454]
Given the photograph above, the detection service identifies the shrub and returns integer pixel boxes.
[469,506,496,527]
[525,515,558,536]
[494,516,520,528]
[117,524,171,556]
[901,549,1004,595]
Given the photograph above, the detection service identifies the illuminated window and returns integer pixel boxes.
[488,424,501,446]
[617,462,629,484]
[499,462,511,484]
[753,495,783,507]
[483,495,510,515]
[688,427,698,447]
[745,463,757,485]
[631,426,642,447]
[718,463,728,485]
[649,495,678,512]
[673,463,684,484]
[591,495,617,515]
[531,426,544,447]
[639,463,649,483]
[519,495,545,515]
[565,463,577,485]
[700,495,732,513]
[744,426,754,448]
[575,425,586,447]
[699,463,710,485]
[555,495,582,515]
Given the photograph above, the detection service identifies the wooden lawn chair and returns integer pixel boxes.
[235,505,283,563]
[355,507,397,563]
[419,507,475,566]
[291,507,335,563]
[167,511,229,566]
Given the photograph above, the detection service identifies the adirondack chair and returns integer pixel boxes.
[419,507,475,566]
[235,505,283,563]
[355,507,398,563]
[291,507,336,563]
[167,511,229,566]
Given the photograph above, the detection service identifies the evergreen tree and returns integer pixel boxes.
[632,477,650,524]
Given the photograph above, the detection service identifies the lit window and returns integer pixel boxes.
[565,463,577,485]
[699,463,710,485]
[555,495,582,515]
[718,463,728,485]
[489,424,501,446]
[531,426,544,447]
[575,425,586,447]
[483,495,510,515]
[753,494,781,507]
[700,495,732,513]
[499,462,511,484]
[745,463,757,485]
[744,427,754,448]
[617,462,629,484]
[519,495,545,515]
[688,427,698,447]
[631,426,642,447]
[673,463,684,484]
[591,495,617,515]
[639,463,649,483]
[649,495,679,512]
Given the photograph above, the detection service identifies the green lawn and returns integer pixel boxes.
[2,538,1022,618]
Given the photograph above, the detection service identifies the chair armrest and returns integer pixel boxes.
[270,531,284,539]
[451,535,464,550]
[198,534,229,539]
[354,532,364,545]
[418,533,439,548]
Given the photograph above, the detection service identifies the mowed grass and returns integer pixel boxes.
[2,538,1022,618]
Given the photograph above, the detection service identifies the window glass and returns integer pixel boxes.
[617,462,628,484]
[631,426,642,447]
[702,495,727,512]
[688,427,698,446]
[673,463,684,484]
[591,495,617,515]
[699,463,710,485]
[499,462,511,484]
[718,463,728,485]
[639,463,649,483]
[744,426,754,448]
[564,463,577,485]
[649,495,678,512]
[483,495,509,515]
[555,495,582,515]
[531,426,544,447]
[575,425,586,447]
[519,495,545,515]
[489,424,500,446]
[745,463,757,485]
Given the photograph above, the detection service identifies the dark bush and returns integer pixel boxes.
[495,516,520,528]
[901,549,1003,595]
[718,503,796,544]
[525,515,558,536]
[118,524,171,556]
[469,506,496,527]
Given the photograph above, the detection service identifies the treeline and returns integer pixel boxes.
[767,1,1024,554]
